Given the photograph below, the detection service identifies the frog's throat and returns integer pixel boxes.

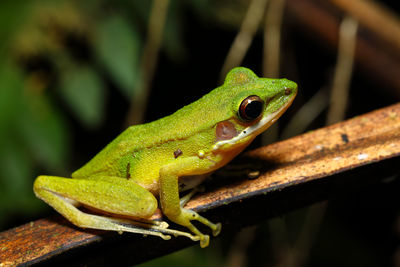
[212,96,295,151]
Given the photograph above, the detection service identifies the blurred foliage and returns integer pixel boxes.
[0,63,66,218]
[94,15,140,98]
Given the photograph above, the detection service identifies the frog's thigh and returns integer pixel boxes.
[34,175,157,218]
[33,175,180,240]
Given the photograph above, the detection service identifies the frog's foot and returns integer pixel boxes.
[213,223,222,236]
[115,218,200,242]
[100,217,172,240]
[186,209,221,236]
[129,217,169,229]
[176,208,222,248]
[126,217,203,241]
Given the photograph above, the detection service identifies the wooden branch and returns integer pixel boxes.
[1,103,400,266]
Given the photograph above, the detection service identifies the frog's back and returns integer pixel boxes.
[71,87,233,179]
[71,122,168,178]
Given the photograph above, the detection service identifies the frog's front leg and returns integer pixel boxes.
[33,175,199,241]
[159,157,222,248]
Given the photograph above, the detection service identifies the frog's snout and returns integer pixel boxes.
[281,82,298,99]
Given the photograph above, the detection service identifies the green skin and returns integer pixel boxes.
[34,67,297,248]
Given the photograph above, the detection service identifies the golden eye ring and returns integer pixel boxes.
[238,95,264,121]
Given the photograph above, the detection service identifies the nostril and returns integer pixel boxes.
[284,87,292,95]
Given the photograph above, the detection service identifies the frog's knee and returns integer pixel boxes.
[137,193,158,217]
[33,175,50,192]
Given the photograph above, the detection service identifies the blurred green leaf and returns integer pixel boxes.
[0,64,23,130]
[60,66,106,128]
[0,64,47,220]
[16,91,69,172]
[0,1,31,51]
[0,135,42,215]
[0,66,29,203]
[95,15,140,97]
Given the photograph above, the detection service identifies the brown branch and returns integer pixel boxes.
[1,103,400,266]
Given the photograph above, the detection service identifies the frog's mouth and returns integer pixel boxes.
[212,93,296,151]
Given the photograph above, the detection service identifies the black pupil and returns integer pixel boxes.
[245,100,263,119]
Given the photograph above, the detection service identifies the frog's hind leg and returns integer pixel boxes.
[33,175,199,241]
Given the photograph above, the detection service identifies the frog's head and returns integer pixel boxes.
[212,67,297,151]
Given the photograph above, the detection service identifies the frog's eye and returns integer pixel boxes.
[238,95,264,121]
